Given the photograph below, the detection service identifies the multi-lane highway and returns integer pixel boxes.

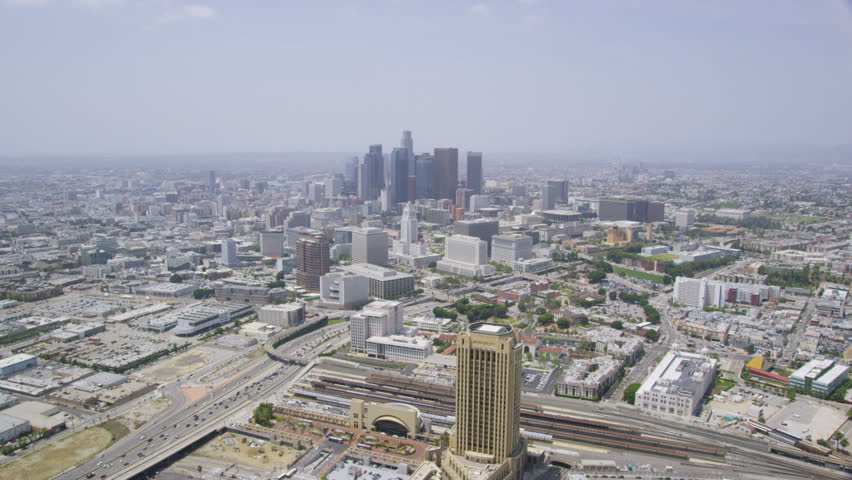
[51,318,348,480]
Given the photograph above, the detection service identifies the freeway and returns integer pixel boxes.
[53,355,293,480]
[64,319,347,480]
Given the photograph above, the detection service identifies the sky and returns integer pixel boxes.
[1,0,852,156]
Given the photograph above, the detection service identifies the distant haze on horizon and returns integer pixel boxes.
[2,1,852,156]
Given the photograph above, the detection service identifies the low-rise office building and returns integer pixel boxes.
[0,354,37,376]
[341,264,414,299]
[635,351,717,417]
[257,303,305,327]
[555,357,622,400]
[366,335,433,362]
[790,358,849,398]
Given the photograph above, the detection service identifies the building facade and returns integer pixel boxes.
[351,227,388,266]
[444,322,526,480]
[296,233,330,292]
[319,271,370,308]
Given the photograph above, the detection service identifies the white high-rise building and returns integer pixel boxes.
[351,227,388,266]
[221,238,238,267]
[349,300,404,353]
[308,183,325,204]
[400,202,417,245]
[391,203,441,268]
[491,234,533,265]
[437,235,496,277]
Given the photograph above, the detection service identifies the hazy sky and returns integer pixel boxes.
[2,0,852,155]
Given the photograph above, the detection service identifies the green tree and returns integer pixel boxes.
[253,402,274,427]
[169,273,183,283]
[623,383,641,405]
[608,291,618,300]
[545,297,562,310]
[556,318,571,330]
[276,270,286,281]
[644,329,659,342]
[597,287,606,296]
[427,261,438,269]
[537,312,554,326]
[611,320,624,330]
[587,270,606,283]
[214,327,223,335]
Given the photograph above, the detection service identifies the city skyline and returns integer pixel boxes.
[2,1,851,155]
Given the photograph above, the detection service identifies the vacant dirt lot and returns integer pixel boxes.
[135,348,209,382]
[190,432,302,471]
[0,427,113,480]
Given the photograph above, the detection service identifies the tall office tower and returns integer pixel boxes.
[349,300,404,353]
[399,202,418,245]
[351,227,388,266]
[541,182,558,210]
[307,183,325,204]
[415,154,434,199]
[221,239,238,267]
[433,147,459,200]
[345,156,359,181]
[388,147,410,207]
[400,130,415,173]
[325,175,344,198]
[209,170,217,193]
[466,152,483,194]
[358,144,385,200]
[296,233,330,292]
[259,231,285,257]
[541,180,568,210]
[444,323,525,480]
[454,218,499,253]
[455,187,473,210]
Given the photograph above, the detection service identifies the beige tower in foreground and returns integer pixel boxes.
[443,322,526,480]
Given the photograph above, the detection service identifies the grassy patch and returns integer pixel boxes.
[100,418,131,442]
[0,427,113,480]
[612,264,665,283]
[327,317,344,326]
[648,253,679,262]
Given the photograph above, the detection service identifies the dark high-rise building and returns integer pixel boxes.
[454,218,499,253]
[599,198,664,223]
[358,144,384,201]
[456,187,473,210]
[645,201,665,223]
[466,152,483,194]
[388,147,409,206]
[400,130,414,173]
[542,179,569,210]
[433,147,458,200]
[598,198,635,221]
[209,170,217,193]
[415,154,434,199]
[296,233,329,292]
[407,176,416,202]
